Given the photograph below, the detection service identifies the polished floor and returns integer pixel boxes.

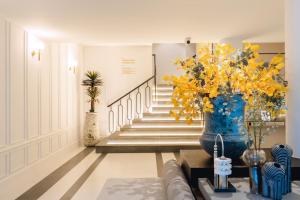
[17,149,178,200]
[16,126,285,200]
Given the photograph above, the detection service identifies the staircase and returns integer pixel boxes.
[96,84,204,153]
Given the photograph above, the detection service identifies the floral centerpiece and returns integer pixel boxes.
[164,43,287,160]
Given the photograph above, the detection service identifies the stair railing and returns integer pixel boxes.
[107,54,157,133]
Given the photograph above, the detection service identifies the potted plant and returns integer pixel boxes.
[164,43,287,160]
[82,71,103,146]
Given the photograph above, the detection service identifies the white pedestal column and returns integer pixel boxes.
[285,0,300,158]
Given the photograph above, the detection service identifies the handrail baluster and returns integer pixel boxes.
[108,107,114,133]
[106,54,157,133]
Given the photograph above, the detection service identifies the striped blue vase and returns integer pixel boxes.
[271,144,293,194]
[262,162,285,200]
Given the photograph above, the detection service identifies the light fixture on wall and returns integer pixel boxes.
[31,40,45,61]
[68,60,78,74]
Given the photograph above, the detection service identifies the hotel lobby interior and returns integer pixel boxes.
[0,0,300,199]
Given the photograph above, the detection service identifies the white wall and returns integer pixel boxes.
[153,43,196,84]
[82,45,153,134]
[0,18,82,187]
[286,0,300,158]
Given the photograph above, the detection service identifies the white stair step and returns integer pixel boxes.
[153,96,173,101]
[152,90,173,96]
[152,100,173,105]
[153,93,172,97]
[105,139,200,146]
[96,137,201,152]
[153,88,173,92]
[143,112,174,118]
[116,132,201,137]
[157,84,173,88]
[143,112,203,119]
[120,125,203,131]
[116,129,202,134]
[151,106,180,112]
[129,122,202,127]
[132,119,203,124]
[115,130,202,138]
[151,104,180,108]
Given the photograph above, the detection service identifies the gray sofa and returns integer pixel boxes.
[98,159,195,200]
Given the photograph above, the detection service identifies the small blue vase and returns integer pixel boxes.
[200,94,248,159]
[262,162,285,200]
[271,144,293,194]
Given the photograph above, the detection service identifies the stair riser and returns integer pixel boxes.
[110,135,200,140]
[154,92,173,96]
[114,130,202,134]
[152,95,172,100]
[151,107,180,112]
[157,84,173,88]
[96,145,201,153]
[120,128,203,131]
[132,120,203,125]
[153,88,173,92]
[143,113,203,120]
[152,101,173,105]
[152,97,173,102]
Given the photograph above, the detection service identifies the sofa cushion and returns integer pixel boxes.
[97,178,167,200]
[163,160,195,200]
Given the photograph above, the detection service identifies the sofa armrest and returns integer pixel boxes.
[163,159,195,200]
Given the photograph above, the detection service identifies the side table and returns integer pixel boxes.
[180,149,300,187]
[198,178,300,200]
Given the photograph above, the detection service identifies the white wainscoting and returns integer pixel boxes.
[0,18,82,182]
[0,19,6,148]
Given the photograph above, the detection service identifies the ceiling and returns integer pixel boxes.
[0,0,284,45]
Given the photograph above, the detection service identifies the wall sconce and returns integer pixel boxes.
[68,60,78,74]
[31,41,45,61]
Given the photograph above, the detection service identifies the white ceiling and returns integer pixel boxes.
[0,0,284,45]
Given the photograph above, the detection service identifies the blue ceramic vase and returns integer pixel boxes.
[271,144,293,194]
[262,162,286,200]
[200,94,248,159]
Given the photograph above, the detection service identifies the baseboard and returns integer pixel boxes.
[0,141,84,200]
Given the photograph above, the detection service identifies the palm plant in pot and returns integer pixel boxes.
[82,71,103,146]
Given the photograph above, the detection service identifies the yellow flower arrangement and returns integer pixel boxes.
[164,43,287,125]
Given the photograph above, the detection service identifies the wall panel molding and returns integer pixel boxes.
[40,138,50,158]
[50,44,59,131]
[0,153,7,179]
[24,31,28,140]
[0,130,64,153]
[0,131,71,180]
[9,147,26,173]
[38,50,41,137]
[0,19,81,181]
[49,45,53,132]
[27,142,39,165]
[9,23,26,144]
[40,45,51,135]
[5,20,11,145]
[58,45,62,129]
[0,19,7,148]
